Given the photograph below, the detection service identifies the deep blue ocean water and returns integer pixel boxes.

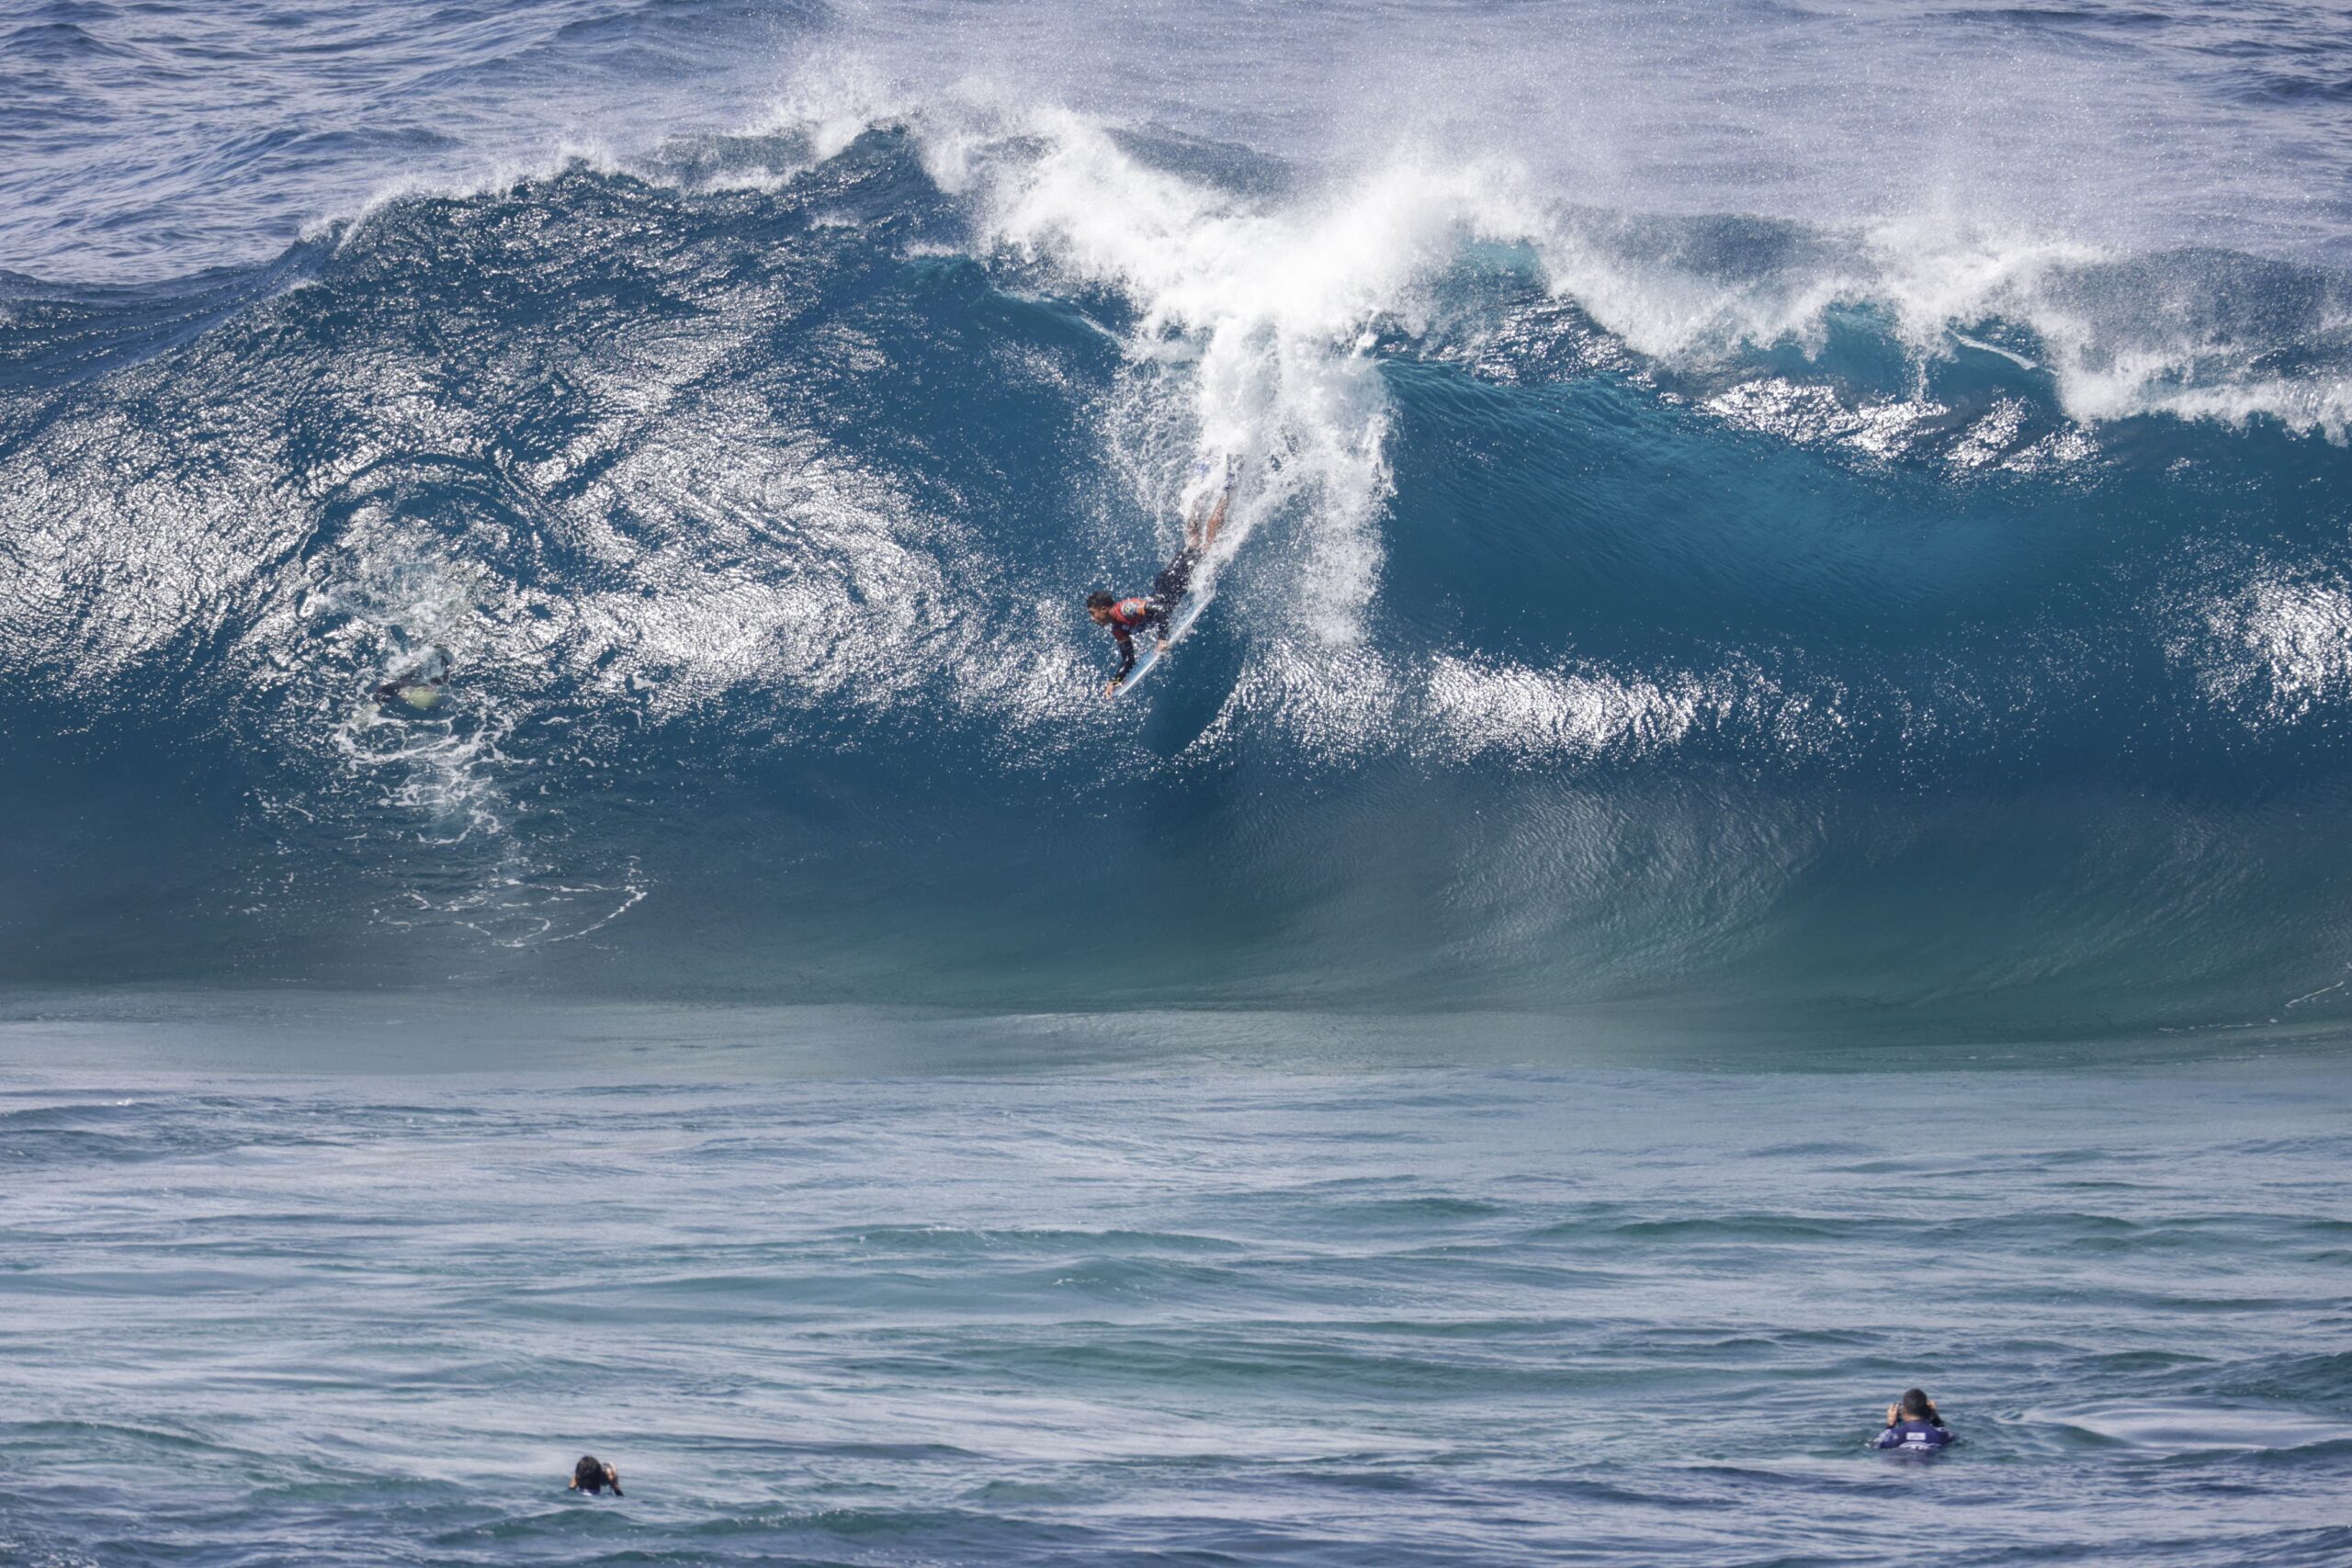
[4,0,2352,1561]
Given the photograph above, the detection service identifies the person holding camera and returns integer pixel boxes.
[1872,1388,1954,1450]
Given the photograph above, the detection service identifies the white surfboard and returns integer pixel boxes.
[1105,457,1235,700]
[1109,589,1210,699]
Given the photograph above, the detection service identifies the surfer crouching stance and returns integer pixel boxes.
[1088,470,1232,697]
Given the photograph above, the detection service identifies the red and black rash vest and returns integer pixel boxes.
[1104,596,1168,680]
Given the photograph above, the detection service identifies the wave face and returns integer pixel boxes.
[6,0,2352,1039]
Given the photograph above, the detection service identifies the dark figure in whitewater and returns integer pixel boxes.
[1872,1388,1953,1451]
[1088,467,1233,697]
[371,645,454,713]
[570,1454,622,1495]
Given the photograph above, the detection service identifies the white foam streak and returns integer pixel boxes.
[1424,658,1705,763]
[1181,643,1848,773]
[885,80,2352,458]
[1546,213,2352,440]
[957,112,1531,646]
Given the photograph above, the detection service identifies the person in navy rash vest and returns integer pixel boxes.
[1872,1388,1954,1450]
[1087,468,1233,696]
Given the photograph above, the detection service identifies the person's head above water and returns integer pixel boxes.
[570,1455,621,1495]
[1874,1387,1954,1450]
[1890,1389,1942,1425]
[1086,590,1117,624]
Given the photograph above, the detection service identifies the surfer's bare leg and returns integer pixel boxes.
[1188,491,1230,552]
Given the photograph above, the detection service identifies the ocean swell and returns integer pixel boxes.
[3,73,2352,1036]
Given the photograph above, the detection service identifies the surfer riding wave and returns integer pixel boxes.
[1088,462,1234,697]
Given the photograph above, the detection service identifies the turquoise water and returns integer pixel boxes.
[3,1010,2348,1564]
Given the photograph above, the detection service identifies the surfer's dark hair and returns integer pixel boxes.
[1900,1389,1938,1420]
[1086,591,1116,610]
[572,1455,617,1494]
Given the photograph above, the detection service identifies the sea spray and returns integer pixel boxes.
[6,18,2352,1030]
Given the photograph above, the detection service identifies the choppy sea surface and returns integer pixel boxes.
[3,1013,2348,1567]
[6,0,2352,1561]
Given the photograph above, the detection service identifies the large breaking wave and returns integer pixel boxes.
[6,15,2352,1041]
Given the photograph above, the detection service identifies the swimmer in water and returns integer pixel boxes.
[1872,1388,1953,1450]
[570,1455,622,1495]
[371,646,452,711]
